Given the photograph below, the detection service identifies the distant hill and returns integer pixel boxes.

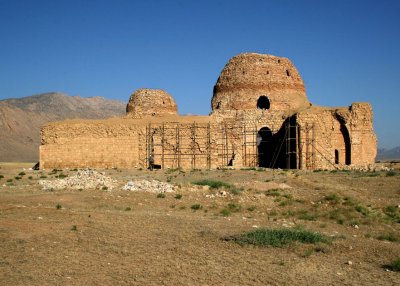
[377,146,400,161]
[0,92,125,162]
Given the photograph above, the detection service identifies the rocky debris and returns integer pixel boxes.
[122,180,174,193]
[206,190,228,198]
[39,169,116,191]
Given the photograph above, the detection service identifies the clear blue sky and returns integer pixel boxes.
[0,0,399,148]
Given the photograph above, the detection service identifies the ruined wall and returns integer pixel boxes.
[40,120,143,169]
[297,103,377,170]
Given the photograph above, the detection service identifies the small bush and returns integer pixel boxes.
[324,194,340,204]
[227,203,241,212]
[71,225,77,231]
[191,204,202,210]
[56,203,62,210]
[376,233,399,243]
[386,170,397,177]
[247,205,256,212]
[56,173,68,179]
[174,194,183,200]
[40,175,47,179]
[28,176,33,180]
[18,172,26,176]
[102,186,108,191]
[14,176,22,180]
[192,180,232,189]
[0,175,4,179]
[298,210,318,221]
[125,207,132,211]
[6,179,13,183]
[220,208,231,217]
[225,228,329,247]
[265,189,282,196]
[385,257,400,271]
[156,193,166,198]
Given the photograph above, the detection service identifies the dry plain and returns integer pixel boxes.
[0,162,399,285]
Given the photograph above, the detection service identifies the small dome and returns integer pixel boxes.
[211,53,310,112]
[126,88,178,117]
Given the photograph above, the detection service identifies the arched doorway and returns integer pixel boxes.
[257,127,274,167]
[340,124,351,165]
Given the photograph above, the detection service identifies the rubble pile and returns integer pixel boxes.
[39,169,116,191]
[122,180,175,193]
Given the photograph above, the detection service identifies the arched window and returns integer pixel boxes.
[257,96,270,110]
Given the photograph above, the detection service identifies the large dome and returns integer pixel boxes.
[126,88,178,117]
[211,53,310,112]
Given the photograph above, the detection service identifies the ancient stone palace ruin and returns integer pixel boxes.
[40,53,377,170]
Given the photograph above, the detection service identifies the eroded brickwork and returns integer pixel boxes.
[40,53,377,170]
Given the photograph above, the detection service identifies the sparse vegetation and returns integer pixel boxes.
[56,203,62,210]
[191,204,202,210]
[384,257,400,272]
[156,193,166,198]
[386,170,396,177]
[18,171,26,176]
[71,225,77,231]
[192,179,232,189]
[125,207,132,211]
[6,179,12,183]
[324,194,340,205]
[376,232,399,243]
[192,179,243,195]
[174,194,182,200]
[225,228,329,247]
[0,175,4,179]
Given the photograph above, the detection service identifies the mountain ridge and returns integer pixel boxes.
[0,92,125,162]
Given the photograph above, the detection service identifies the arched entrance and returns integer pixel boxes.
[257,127,274,167]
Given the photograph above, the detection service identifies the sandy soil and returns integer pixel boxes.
[0,163,399,285]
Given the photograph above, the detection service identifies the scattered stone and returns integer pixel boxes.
[354,225,359,229]
[122,180,174,193]
[347,261,353,265]
[39,169,116,191]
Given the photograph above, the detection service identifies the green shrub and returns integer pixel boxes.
[386,170,397,177]
[385,257,400,271]
[247,205,256,212]
[56,203,62,210]
[6,179,12,183]
[174,194,183,200]
[40,175,47,179]
[227,203,241,212]
[18,172,26,176]
[297,210,318,221]
[376,233,399,243]
[28,176,33,180]
[71,225,77,231]
[125,207,132,211]
[14,176,22,180]
[324,194,340,204]
[56,173,68,179]
[192,180,232,189]
[156,193,166,198]
[191,204,202,210]
[220,208,231,217]
[225,228,329,247]
[0,175,4,179]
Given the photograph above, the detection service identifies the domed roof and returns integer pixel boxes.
[126,88,178,117]
[211,53,310,112]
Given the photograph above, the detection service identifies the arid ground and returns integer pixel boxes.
[1,162,399,285]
